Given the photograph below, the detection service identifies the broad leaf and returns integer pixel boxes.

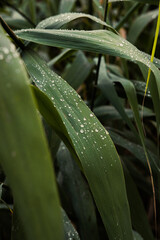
[0,26,63,240]
[22,49,134,240]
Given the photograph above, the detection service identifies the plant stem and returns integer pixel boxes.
[90,0,108,111]
[0,16,25,50]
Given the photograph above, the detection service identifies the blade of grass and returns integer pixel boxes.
[59,0,76,13]
[98,57,139,139]
[0,26,63,240]
[15,27,160,156]
[63,51,93,90]
[128,9,159,44]
[36,12,116,33]
[29,0,36,24]
[109,0,158,5]
[113,75,157,237]
[123,164,154,240]
[143,3,160,98]
[57,143,99,240]
[115,3,140,31]
[142,2,160,112]
[91,0,109,111]
[22,48,134,240]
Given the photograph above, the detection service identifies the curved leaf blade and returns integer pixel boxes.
[36,12,116,32]
[109,0,158,5]
[128,9,159,44]
[59,0,76,13]
[98,57,139,138]
[16,28,160,143]
[22,49,134,240]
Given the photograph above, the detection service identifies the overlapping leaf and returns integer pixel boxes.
[128,9,159,44]
[63,50,93,90]
[59,0,76,13]
[36,12,116,32]
[16,28,160,139]
[22,49,133,240]
[109,130,160,175]
[0,26,63,240]
[57,143,99,240]
[97,57,138,138]
[123,165,154,240]
[109,0,158,4]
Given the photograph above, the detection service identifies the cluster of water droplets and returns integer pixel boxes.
[26,52,116,169]
[62,208,80,240]
[16,27,127,59]
[0,43,19,63]
[36,12,111,30]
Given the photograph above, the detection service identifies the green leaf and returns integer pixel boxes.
[29,0,36,23]
[63,51,93,90]
[98,57,139,138]
[36,12,116,32]
[12,206,80,240]
[22,49,133,240]
[45,0,59,15]
[62,209,80,240]
[0,183,2,199]
[109,0,158,5]
[3,16,33,30]
[109,74,144,139]
[93,0,104,16]
[109,72,158,192]
[109,130,160,176]
[133,230,143,240]
[0,203,12,239]
[57,142,99,240]
[48,49,75,67]
[94,105,154,122]
[128,9,159,44]
[43,120,61,160]
[132,80,151,98]
[0,26,63,240]
[12,206,26,240]
[59,0,76,13]
[15,28,160,135]
[115,3,141,31]
[123,165,154,240]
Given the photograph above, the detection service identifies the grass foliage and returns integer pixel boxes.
[0,0,160,239]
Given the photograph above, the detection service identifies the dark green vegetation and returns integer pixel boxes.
[0,0,160,239]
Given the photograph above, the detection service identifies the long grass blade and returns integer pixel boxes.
[0,26,63,240]
[22,49,134,240]
[143,2,160,101]
[15,27,160,154]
